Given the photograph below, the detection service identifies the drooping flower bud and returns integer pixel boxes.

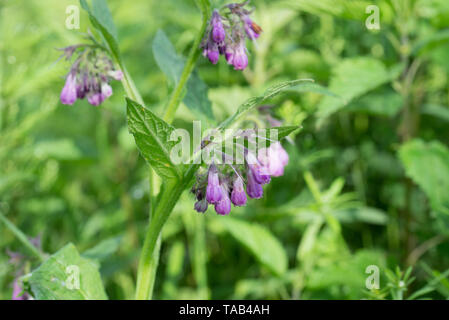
[206,164,222,204]
[108,70,124,81]
[87,92,105,106]
[203,43,220,64]
[246,168,263,199]
[231,42,248,71]
[194,199,208,213]
[214,184,231,215]
[211,10,226,43]
[101,82,113,98]
[60,73,77,105]
[246,152,271,185]
[231,177,247,206]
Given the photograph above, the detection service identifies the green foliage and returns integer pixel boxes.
[28,244,107,300]
[399,140,449,215]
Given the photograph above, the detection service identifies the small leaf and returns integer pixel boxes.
[421,104,449,123]
[220,217,288,276]
[82,236,122,262]
[399,139,449,215]
[126,98,183,180]
[29,243,107,300]
[218,79,313,130]
[152,30,214,121]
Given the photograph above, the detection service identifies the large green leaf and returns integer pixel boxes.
[218,79,313,130]
[220,217,288,276]
[126,98,183,180]
[29,243,107,300]
[152,30,214,121]
[317,57,404,120]
[399,139,449,215]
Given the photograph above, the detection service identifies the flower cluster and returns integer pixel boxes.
[201,1,262,70]
[59,45,123,106]
[191,141,289,215]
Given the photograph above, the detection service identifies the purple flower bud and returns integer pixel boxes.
[231,177,247,206]
[60,73,77,105]
[203,43,220,64]
[206,164,222,204]
[101,82,113,98]
[108,70,123,81]
[232,43,248,70]
[225,45,234,65]
[87,92,105,106]
[76,83,86,99]
[246,169,263,199]
[211,10,226,43]
[246,152,270,184]
[194,199,208,213]
[214,185,231,215]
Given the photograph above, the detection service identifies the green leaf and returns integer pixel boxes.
[421,104,449,123]
[80,0,121,64]
[317,58,404,120]
[152,30,214,121]
[220,217,288,276]
[218,79,313,130]
[82,236,122,262]
[399,139,449,215]
[344,92,404,117]
[126,98,183,180]
[29,243,107,300]
[286,82,341,98]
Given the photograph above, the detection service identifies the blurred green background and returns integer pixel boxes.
[1,0,449,299]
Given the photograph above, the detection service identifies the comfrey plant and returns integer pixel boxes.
[10,0,313,301]
[201,1,261,70]
[59,42,123,106]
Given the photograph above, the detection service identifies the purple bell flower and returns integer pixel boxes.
[231,177,247,206]
[211,10,226,43]
[203,43,220,64]
[60,73,77,105]
[258,142,289,177]
[206,164,222,204]
[214,184,231,215]
[232,42,248,70]
[246,168,263,199]
[87,92,105,106]
[246,152,271,185]
[243,16,262,40]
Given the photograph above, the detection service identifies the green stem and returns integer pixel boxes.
[0,212,45,262]
[162,0,210,123]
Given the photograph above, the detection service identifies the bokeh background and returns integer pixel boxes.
[1,0,449,299]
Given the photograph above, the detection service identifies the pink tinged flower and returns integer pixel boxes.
[225,45,234,65]
[232,43,248,70]
[211,10,226,43]
[101,82,113,98]
[214,185,231,215]
[87,92,105,106]
[259,142,289,177]
[194,199,208,213]
[108,70,123,81]
[60,73,77,105]
[246,169,263,199]
[206,164,222,204]
[231,177,247,206]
